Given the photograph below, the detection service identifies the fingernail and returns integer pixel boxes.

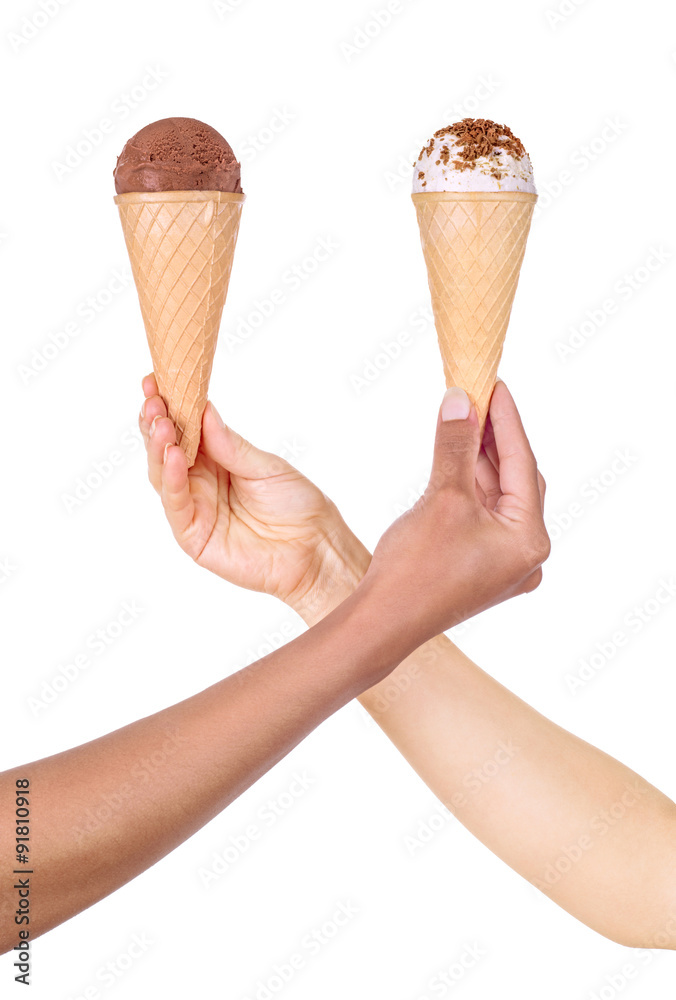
[149,415,159,438]
[140,401,146,422]
[441,387,471,421]
[163,443,172,464]
[209,401,225,429]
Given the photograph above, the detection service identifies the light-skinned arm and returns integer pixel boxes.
[319,406,676,951]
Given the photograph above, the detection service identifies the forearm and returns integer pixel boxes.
[362,635,676,948]
[0,580,416,952]
[298,552,676,949]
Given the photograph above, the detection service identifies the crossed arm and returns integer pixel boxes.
[0,384,547,951]
[140,376,676,950]
[3,377,674,953]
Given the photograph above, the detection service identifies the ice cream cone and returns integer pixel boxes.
[412,191,536,430]
[115,190,245,466]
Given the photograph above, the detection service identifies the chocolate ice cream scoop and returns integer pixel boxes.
[114,117,242,195]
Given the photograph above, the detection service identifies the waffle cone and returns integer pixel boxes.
[115,190,245,466]
[412,191,536,429]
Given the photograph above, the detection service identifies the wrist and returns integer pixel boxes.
[288,527,371,627]
[308,568,428,695]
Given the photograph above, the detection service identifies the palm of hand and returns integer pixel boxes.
[141,377,343,607]
[172,451,335,605]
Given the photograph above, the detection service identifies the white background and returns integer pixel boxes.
[1,0,676,997]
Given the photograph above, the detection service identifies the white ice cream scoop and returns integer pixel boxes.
[413,118,536,194]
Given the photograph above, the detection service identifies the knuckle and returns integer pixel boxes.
[528,524,550,559]
[522,568,543,594]
[439,428,476,456]
[535,529,552,564]
[516,528,550,575]
[429,483,472,517]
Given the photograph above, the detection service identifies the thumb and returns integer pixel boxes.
[429,387,480,494]
[201,401,290,479]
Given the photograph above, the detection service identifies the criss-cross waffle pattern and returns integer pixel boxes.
[116,193,244,466]
[413,194,535,429]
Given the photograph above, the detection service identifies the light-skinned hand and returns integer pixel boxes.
[139,374,367,615]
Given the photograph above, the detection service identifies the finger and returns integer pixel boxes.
[537,470,546,515]
[429,388,481,496]
[142,373,159,398]
[476,450,502,510]
[490,392,546,517]
[481,414,499,473]
[161,444,195,537]
[147,416,176,493]
[201,401,292,479]
[489,382,542,515]
[139,394,168,446]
